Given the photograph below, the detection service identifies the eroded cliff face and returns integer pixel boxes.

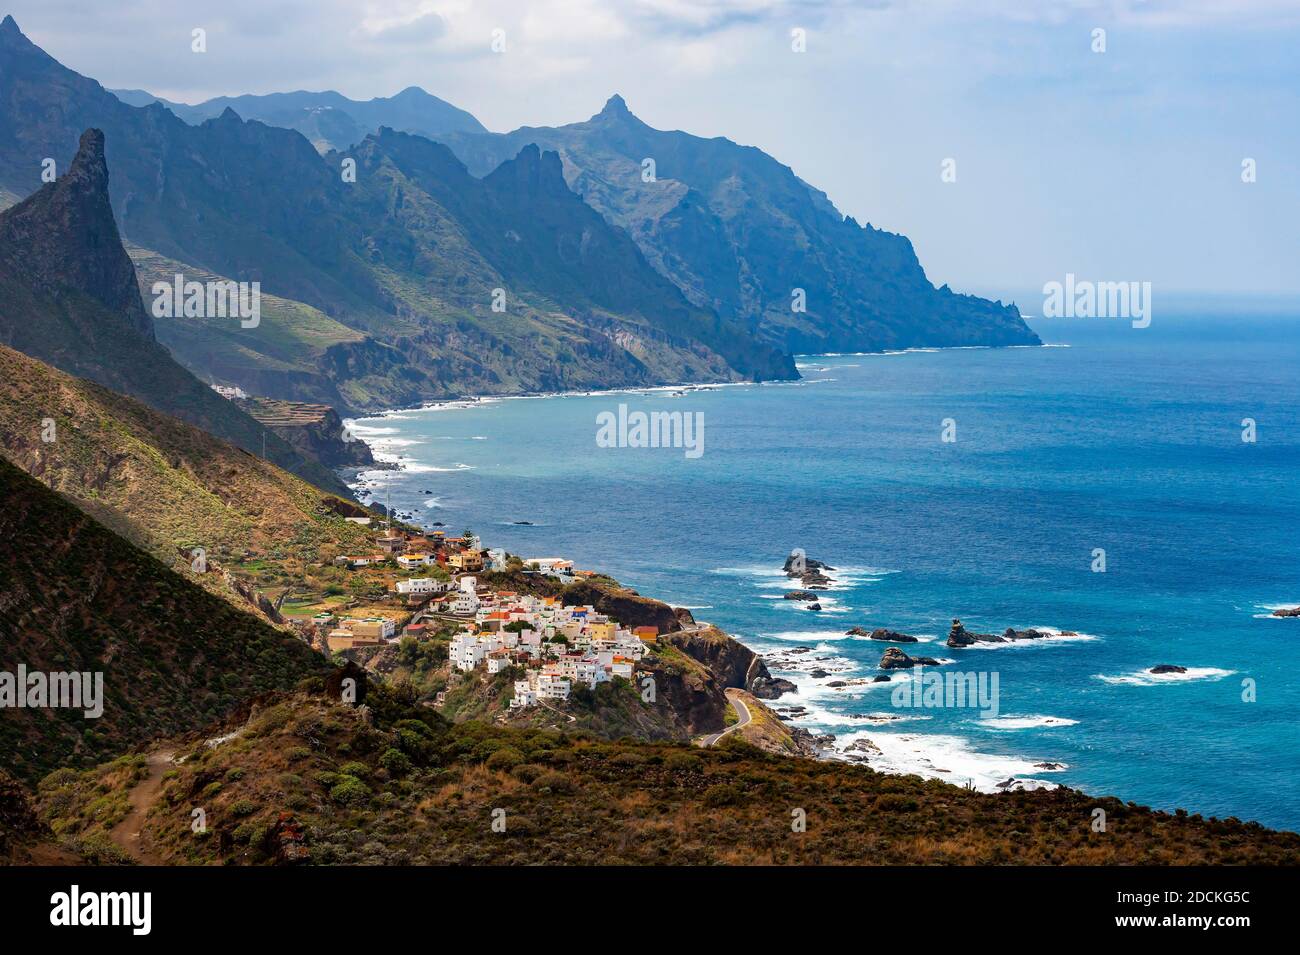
[236,397,374,468]
[661,625,770,690]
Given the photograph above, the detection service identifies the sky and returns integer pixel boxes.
[8,0,1300,301]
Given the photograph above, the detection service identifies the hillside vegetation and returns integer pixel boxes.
[0,344,379,615]
[0,458,328,782]
[35,682,1298,866]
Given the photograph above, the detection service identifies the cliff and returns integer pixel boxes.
[236,397,374,468]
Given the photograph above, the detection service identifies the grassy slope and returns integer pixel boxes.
[0,344,378,611]
[0,457,329,783]
[38,685,1299,865]
[129,245,365,384]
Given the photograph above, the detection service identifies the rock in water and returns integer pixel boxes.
[846,626,919,643]
[750,676,798,700]
[879,647,942,670]
[1002,627,1054,641]
[947,618,1005,647]
[1149,664,1188,674]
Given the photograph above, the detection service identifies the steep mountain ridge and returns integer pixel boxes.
[437,94,1039,355]
[0,125,352,494]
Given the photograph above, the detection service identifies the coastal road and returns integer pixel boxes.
[698,689,751,747]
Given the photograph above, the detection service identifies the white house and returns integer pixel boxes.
[510,681,537,708]
[527,557,574,579]
[396,553,434,570]
[535,673,571,700]
[450,590,481,615]
[396,577,444,596]
[450,635,488,672]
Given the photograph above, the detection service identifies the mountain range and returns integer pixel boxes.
[0,16,792,413]
[0,14,1035,417]
[109,79,1038,358]
[111,85,487,152]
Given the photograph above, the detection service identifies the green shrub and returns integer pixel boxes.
[665,753,703,773]
[703,784,742,808]
[511,763,544,783]
[379,748,412,777]
[330,776,372,805]
[874,794,919,813]
[486,747,524,772]
[533,771,574,794]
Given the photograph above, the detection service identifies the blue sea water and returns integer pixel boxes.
[351,309,1300,831]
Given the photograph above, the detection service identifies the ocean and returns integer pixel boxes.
[349,308,1300,830]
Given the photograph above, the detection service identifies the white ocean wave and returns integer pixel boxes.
[1253,602,1299,619]
[760,629,854,643]
[831,729,1066,793]
[402,462,476,474]
[1094,667,1235,686]
[976,715,1080,730]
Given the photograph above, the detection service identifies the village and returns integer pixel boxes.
[283,521,657,709]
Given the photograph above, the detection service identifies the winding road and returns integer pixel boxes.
[698,689,752,747]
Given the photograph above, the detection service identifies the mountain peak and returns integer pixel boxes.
[0,127,153,340]
[599,94,630,118]
[484,143,569,199]
[69,127,109,182]
[0,13,29,45]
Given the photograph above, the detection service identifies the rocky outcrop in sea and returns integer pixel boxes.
[879,647,943,670]
[847,626,919,643]
[946,618,1075,648]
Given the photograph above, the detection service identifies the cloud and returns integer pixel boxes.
[361,11,447,45]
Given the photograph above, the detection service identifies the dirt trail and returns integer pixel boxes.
[108,750,173,864]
